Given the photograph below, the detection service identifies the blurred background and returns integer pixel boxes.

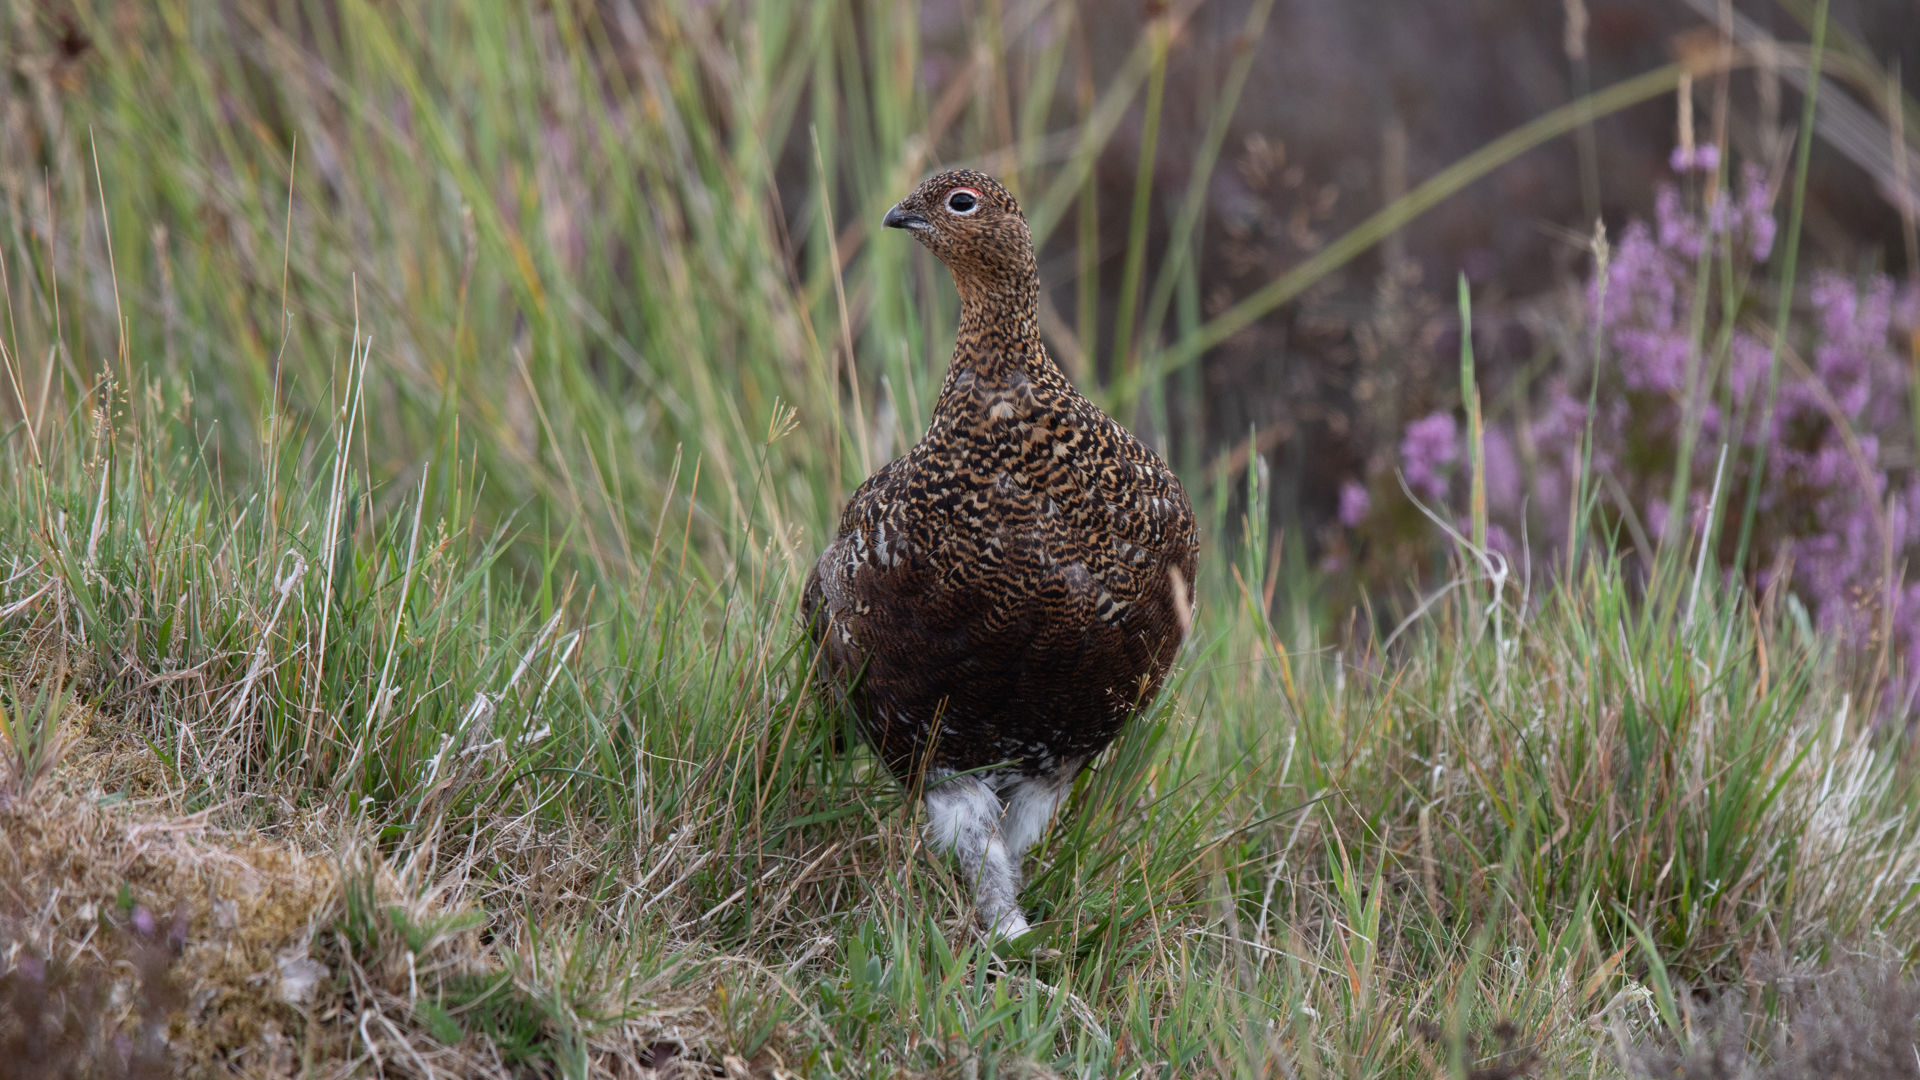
[2,0,1916,605]
[1048,0,1915,542]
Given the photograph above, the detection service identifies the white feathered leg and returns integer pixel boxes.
[995,759,1081,859]
[923,771,1029,936]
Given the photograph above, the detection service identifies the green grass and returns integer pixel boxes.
[2,2,1918,1077]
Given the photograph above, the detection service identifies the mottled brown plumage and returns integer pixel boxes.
[802,171,1198,935]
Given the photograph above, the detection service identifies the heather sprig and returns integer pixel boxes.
[1375,151,1919,712]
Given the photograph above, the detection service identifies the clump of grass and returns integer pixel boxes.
[0,676,69,805]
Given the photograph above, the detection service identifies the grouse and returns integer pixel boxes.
[803,171,1198,936]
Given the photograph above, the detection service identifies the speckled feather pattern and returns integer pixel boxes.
[804,171,1199,786]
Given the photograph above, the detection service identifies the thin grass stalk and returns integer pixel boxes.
[1460,276,1487,559]
[1014,2,1071,168]
[307,322,371,768]
[1564,0,1602,226]
[1071,1,1099,386]
[1026,2,1185,246]
[1732,0,1829,576]
[351,465,432,795]
[1662,140,1720,575]
[1108,11,1170,419]
[1136,0,1278,443]
[1174,220,1204,475]
[1570,221,1611,572]
[1684,444,1729,632]
[811,125,871,482]
[1707,167,1752,544]
[1889,63,1920,468]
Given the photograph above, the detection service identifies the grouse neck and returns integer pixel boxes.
[949,275,1053,381]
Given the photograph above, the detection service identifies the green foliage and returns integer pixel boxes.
[0,677,68,801]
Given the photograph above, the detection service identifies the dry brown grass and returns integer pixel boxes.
[0,725,814,1079]
[2,753,337,1075]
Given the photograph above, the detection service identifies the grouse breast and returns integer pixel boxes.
[804,170,1198,787]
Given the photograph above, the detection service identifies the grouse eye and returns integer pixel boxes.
[946,188,981,215]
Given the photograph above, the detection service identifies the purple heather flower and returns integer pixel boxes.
[1647,498,1671,542]
[1485,522,1517,561]
[1530,381,1596,450]
[1338,481,1371,528]
[1708,193,1732,238]
[1598,220,1683,340]
[1482,425,1523,515]
[1388,144,1916,716]
[1400,412,1459,504]
[1656,186,1703,258]
[1811,273,1897,419]
[1669,143,1720,173]
[1694,143,1720,172]
[1452,517,1518,560]
[1616,327,1689,395]
[1727,332,1770,406]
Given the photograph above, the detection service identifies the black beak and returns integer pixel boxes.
[883,203,929,231]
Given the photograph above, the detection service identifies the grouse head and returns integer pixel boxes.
[883,171,1035,302]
